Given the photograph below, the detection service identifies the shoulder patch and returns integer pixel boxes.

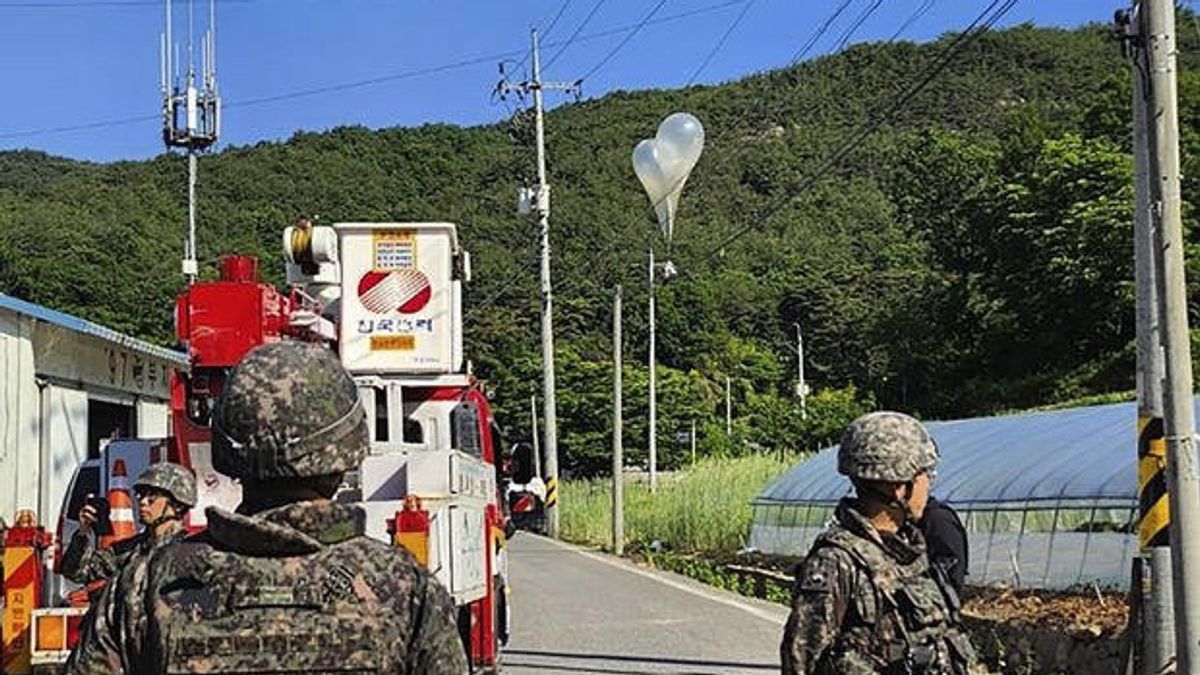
[796,548,847,594]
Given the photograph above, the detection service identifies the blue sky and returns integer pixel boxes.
[0,0,1126,162]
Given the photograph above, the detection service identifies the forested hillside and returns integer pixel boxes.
[4,18,1200,475]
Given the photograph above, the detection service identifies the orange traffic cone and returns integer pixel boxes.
[100,459,136,549]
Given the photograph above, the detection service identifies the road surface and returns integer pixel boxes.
[503,533,788,674]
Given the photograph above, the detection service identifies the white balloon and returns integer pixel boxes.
[631,112,705,243]
[632,139,670,204]
[657,112,705,172]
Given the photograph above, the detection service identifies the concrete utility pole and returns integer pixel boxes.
[1123,5,1174,670]
[794,322,808,420]
[530,394,541,480]
[648,248,658,491]
[498,29,578,537]
[690,419,697,465]
[612,285,624,555]
[725,375,732,436]
[1143,0,1200,667]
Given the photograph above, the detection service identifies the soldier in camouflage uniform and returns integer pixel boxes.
[781,411,975,675]
[66,341,468,674]
[61,462,196,585]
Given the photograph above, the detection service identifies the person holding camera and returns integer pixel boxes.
[60,462,196,585]
[781,412,974,675]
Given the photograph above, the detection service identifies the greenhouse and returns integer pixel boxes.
[748,400,1160,591]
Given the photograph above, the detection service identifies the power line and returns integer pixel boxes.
[889,0,936,42]
[539,0,577,42]
[834,0,883,52]
[543,0,607,72]
[685,0,759,86]
[580,0,668,83]
[465,0,933,318]
[790,0,853,65]
[2,0,739,140]
[3,0,742,141]
[703,0,1021,261]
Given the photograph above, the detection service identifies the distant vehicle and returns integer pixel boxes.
[505,442,546,535]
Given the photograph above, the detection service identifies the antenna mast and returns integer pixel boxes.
[161,0,220,284]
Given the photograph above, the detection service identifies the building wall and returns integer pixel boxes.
[0,311,40,526]
[0,307,179,530]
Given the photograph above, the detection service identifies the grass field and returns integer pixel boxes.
[559,454,793,555]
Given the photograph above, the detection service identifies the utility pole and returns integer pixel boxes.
[1121,5,1174,671]
[612,285,624,555]
[690,419,697,465]
[648,247,658,491]
[498,29,578,537]
[530,394,541,480]
[794,322,808,420]
[725,375,732,436]
[161,0,219,285]
[1142,0,1200,667]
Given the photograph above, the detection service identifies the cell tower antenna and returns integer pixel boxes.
[161,0,220,284]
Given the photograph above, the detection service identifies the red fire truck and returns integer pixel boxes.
[21,222,509,673]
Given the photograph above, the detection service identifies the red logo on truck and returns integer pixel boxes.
[357,270,432,314]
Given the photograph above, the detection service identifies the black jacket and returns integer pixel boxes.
[920,496,967,595]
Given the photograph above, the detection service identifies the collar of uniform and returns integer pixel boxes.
[203,502,366,556]
[834,497,926,566]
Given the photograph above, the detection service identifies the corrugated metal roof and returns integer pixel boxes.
[0,293,187,366]
[755,400,1161,510]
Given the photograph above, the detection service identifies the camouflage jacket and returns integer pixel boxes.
[61,525,184,585]
[65,501,469,675]
[781,499,974,675]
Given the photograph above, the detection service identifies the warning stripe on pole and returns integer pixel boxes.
[545,476,558,508]
[1138,414,1170,548]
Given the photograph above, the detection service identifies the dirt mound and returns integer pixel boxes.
[963,587,1128,637]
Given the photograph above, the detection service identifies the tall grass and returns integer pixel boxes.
[560,454,792,555]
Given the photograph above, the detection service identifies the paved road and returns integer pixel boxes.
[502,533,788,674]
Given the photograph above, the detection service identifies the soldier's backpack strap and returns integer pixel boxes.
[812,529,915,663]
[817,530,971,675]
[403,565,430,674]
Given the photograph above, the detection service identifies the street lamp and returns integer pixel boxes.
[632,113,704,492]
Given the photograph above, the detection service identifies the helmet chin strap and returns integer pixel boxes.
[142,506,182,531]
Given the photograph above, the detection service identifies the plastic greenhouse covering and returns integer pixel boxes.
[747,400,1176,591]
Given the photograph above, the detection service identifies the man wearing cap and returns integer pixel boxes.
[66,341,467,674]
[61,462,196,585]
[781,411,975,675]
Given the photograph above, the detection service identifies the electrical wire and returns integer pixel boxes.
[579,0,668,83]
[539,0,576,43]
[790,0,853,65]
[701,0,1021,262]
[833,0,883,52]
[467,0,960,316]
[684,0,759,86]
[543,0,607,72]
[889,0,936,42]
[4,0,743,141]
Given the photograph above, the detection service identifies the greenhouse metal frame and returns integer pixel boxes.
[749,400,1158,590]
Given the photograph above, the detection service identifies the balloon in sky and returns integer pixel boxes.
[632,112,704,243]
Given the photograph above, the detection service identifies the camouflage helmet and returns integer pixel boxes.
[134,462,197,509]
[211,341,368,481]
[837,411,938,483]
